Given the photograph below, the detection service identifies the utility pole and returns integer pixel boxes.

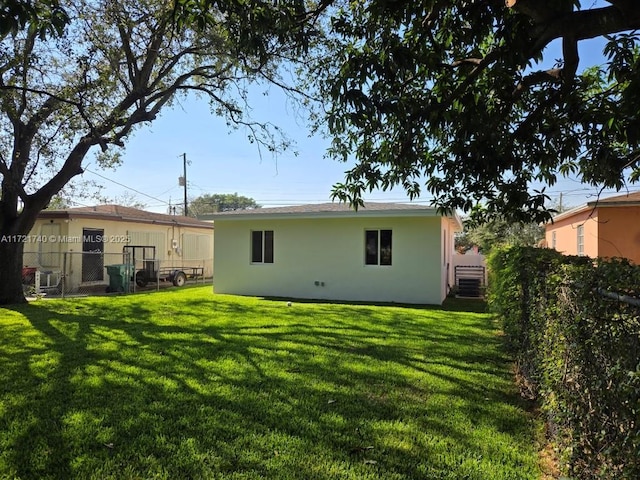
[178,153,188,216]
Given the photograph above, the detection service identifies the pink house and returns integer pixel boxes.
[545,191,640,264]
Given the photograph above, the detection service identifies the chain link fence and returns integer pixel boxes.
[22,250,213,298]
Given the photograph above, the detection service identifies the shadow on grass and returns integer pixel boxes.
[257,295,488,314]
[0,290,537,480]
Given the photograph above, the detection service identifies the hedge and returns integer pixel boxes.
[487,246,640,479]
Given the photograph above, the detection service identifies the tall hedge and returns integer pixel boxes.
[488,246,640,479]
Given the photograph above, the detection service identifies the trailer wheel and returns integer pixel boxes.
[135,270,148,287]
[172,271,187,287]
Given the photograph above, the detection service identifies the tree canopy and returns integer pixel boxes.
[189,193,260,216]
[455,218,544,255]
[0,0,326,304]
[0,0,68,39]
[310,0,640,223]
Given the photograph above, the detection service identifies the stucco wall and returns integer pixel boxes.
[597,207,640,263]
[213,215,447,304]
[546,209,599,258]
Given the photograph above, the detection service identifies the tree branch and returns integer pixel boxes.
[513,68,562,97]
[530,6,640,54]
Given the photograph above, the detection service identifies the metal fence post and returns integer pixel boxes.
[62,252,67,298]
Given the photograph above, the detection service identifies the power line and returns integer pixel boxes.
[84,168,171,206]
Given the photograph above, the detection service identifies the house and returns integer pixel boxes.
[204,202,462,305]
[24,205,213,293]
[545,191,640,263]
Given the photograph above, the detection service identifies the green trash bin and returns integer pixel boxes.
[105,264,131,293]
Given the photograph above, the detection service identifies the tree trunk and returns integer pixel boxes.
[0,238,27,304]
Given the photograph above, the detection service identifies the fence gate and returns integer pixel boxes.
[454,265,486,298]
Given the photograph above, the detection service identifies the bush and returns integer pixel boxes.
[488,246,640,478]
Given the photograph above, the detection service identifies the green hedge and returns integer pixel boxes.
[488,246,640,479]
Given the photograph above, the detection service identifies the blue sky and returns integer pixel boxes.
[78,7,635,214]
[81,84,388,213]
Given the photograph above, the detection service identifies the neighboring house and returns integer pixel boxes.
[25,205,213,292]
[545,191,640,263]
[204,202,462,305]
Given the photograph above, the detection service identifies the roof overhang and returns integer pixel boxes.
[203,204,463,229]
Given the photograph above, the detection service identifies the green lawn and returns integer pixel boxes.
[0,286,540,479]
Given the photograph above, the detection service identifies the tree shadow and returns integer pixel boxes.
[0,292,537,479]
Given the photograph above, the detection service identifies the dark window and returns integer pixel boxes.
[380,229,392,265]
[251,230,274,264]
[251,231,263,263]
[365,230,378,265]
[264,230,274,263]
[365,229,392,266]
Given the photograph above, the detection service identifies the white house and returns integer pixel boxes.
[205,202,462,305]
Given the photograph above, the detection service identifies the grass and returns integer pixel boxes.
[0,286,541,479]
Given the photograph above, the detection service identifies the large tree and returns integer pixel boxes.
[188,193,260,216]
[311,0,640,223]
[0,0,325,304]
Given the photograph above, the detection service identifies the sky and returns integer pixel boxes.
[74,4,636,215]
[80,85,384,213]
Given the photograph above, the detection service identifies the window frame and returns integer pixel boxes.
[364,229,392,266]
[576,224,584,256]
[251,230,274,264]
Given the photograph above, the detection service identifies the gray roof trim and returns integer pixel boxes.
[200,202,463,228]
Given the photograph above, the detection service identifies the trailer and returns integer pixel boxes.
[121,245,202,289]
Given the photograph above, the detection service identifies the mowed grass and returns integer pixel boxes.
[0,286,540,480]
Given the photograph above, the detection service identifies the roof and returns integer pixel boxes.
[200,202,463,229]
[586,190,640,206]
[38,204,213,229]
[550,191,640,223]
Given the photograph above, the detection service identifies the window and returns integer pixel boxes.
[251,230,274,263]
[577,225,584,256]
[365,229,392,266]
[551,231,557,249]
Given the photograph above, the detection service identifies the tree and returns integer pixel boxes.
[0,0,68,39]
[0,0,326,304]
[455,218,544,255]
[188,193,260,216]
[309,1,640,224]
[44,195,70,210]
[103,191,147,210]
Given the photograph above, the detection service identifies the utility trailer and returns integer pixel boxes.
[122,245,201,288]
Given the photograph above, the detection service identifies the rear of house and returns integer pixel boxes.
[207,203,461,305]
